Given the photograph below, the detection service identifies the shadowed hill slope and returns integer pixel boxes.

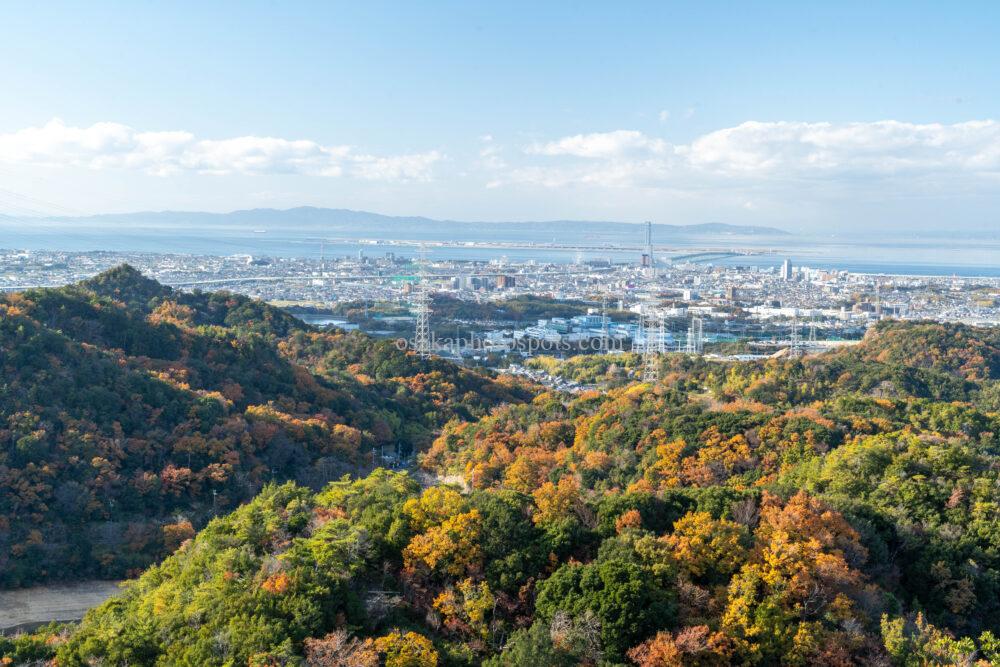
[0,266,533,587]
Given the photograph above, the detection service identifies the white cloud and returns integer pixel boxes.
[687,120,1000,176]
[658,110,670,123]
[506,160,674,190]
[0,118,442,181]
[352,151,443,182]
[526,130,670,158]
[514,120,1000,189]
[7,118,1000,208]
[477,134,506,172]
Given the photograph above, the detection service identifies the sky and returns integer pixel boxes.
[1,1,1000,233]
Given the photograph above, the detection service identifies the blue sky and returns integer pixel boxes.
[2,1,1000,232]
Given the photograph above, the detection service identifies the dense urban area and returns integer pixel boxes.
[3,245,998,355]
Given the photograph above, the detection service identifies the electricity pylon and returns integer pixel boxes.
[600,294,610,355]
[686,317,703,354]
[412,246,432,358]
[642,309,662,383]
[875,279,882,319]
[631,312,644,354]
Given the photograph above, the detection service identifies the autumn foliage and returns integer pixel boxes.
[7,274,1000,666]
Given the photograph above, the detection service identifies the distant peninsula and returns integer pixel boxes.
[37,207,791,238]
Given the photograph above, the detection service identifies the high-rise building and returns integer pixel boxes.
[640,221,654,268]
[780,258,793,281]
[496,275,516,289]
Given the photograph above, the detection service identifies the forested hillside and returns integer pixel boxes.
[0,266,531,587]
[330,294,616,325]
[6,296,1000,665]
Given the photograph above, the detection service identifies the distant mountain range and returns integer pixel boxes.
[36,207,790,238]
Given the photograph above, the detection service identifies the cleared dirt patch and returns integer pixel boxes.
[0,581,122,633]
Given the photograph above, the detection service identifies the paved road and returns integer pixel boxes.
[0,581,122,633]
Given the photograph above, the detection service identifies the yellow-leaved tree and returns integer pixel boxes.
[403,510,483,579]
[371,630,438,667]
